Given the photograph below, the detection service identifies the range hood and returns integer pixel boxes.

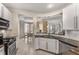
[0,18,9,30]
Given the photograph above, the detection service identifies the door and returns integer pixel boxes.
[24,23,33,44]
[63,4,76,30]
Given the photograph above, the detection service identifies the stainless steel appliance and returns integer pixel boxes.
[0,17,16,55]
[0,34,3,45]
[0,18,9,29]
[3,37,16,55]
[8,41,16,55]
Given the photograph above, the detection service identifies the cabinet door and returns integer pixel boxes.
[0,3,2,17]
[0,3,4,17]
[39,38,47,50]
[0,47,5,55]
[34,38,40,49]
[48,39,59,54]
[2,5,10,20]
[76,4,79,30]
[63,4,76,30]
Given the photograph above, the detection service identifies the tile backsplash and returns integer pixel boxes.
[65,30,79,37]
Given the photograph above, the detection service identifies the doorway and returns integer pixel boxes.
[24,22,34,44]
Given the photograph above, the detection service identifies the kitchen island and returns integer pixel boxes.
[34,34,79,55]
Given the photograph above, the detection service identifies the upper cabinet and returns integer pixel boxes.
[76,4,79,30]
[63,4,76,30]
[2,4,12,21]
[0,3,12,21]
[63,4,79,30]
[0,4,2,17]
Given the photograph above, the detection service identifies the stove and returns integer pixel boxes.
[3,37,16,55]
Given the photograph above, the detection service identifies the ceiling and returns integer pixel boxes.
[3,3,70,14]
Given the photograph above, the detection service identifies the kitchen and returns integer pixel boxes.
[0,3,79,55]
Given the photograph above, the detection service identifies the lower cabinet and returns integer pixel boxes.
[0,46,5,55]
[34,38,40,49]
[47,39,59,54]
[34,37,60,54]
[39,38,47,50]
[34,37,74,54]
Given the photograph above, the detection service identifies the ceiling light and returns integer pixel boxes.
[47,4,54,8]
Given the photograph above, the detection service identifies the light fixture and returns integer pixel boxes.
[47,4,54,8]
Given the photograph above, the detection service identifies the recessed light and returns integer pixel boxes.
[47,4,54,8]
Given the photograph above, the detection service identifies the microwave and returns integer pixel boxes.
[0,18,9,29]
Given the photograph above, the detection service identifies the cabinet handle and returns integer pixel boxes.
[76,16,78,29]
[74,16,76,29]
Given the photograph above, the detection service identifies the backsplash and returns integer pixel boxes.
[65,30,79,37]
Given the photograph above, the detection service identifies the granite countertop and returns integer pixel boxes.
[34,34,79,47]
[3,35,17,39]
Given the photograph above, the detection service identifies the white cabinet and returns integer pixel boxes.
[0,4,12,29]
[47,39,59,53]
[2,5,10,20]
[34,38,40,49]
[63,4,79,30]
[34,38,47,50]
[0,46,5,55]
[34,37,75,54]
[0,3,2,17]
[34,37,60,54]
[76,4,79,30]
[0,3,12,21]
[63,4,76,30]
[39,38,47,50]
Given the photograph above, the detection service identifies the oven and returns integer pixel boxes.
[8,39,16,55]
[3,37,16,55]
